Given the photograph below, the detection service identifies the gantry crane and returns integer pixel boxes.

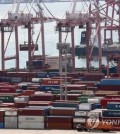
[0,0,55,71]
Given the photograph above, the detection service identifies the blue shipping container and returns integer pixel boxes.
[101,79,120,86]
[107,103,120,110]
[0,122,4,128]
[102,110,120,117]
[53,102,78,108]
[48,72,59,77]
[36,72,48,78]
[38,85,60,91]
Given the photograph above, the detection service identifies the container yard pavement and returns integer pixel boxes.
[0,130,119,134]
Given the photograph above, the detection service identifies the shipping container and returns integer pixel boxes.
[73,117,86,123]
[45,116,73,123]
[18,122,44,129]
[49,107,76,116]
[45,122,72,129]
[18,116,44,122]
[4,116,18,128]
[0,95,14,102]
[36,72,48,78]
[107,103,120,110]
[38,85,60,91]
[102,110,120,117]
[78,103,95,111]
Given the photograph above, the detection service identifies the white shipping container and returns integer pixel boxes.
[5,116,17,123]
[73,118,86,123]
[5,122,17,128]
[74,111,88,117]
[14,96,29,103]
[5,110,18,116]
[88,98,100,103]
[32,78,41,83]
[87,112,100,117]
[18,121,44,129]
[18,116,44,122]
[83,90,94,95]
[78,103,92,110]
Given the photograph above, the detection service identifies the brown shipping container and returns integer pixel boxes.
[0,110,4,117]
[18,108,46,116]
[75,81,96,87]
[45,116,73,123]
[45,122,73,129]
[67,73,80,78]
[28,101,52,106]
[99,85,120,91]
[29,94,54,101]
[52,77,72,82]
[62,84,87,91]
[84,73,105,81]
[71,79,81,84]
[1,103,15,108]
[49,108,75,116]
[0,116,4,122]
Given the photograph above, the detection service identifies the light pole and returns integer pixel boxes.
[57,43,70,100]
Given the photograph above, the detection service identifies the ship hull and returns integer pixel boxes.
[75,46,120,57]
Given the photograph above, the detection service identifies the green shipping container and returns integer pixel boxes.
[0,96,14,102]
[78,96,91,103]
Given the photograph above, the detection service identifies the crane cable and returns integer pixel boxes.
[31,25,42,57]
[4,31,13,54]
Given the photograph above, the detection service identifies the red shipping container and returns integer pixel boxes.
[15,102,28,108]
[0,103,15,108]
[42,79,63,85]
[22,90,35,96]
[105,95,120,99]
[101,98,120,108]
[0,88,16,93]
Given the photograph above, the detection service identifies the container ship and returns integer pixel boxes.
[74,31,120,57]
[0,0,120,132]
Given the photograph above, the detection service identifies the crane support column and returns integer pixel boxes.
[15,26,19,71]
[1,29,5,70]
[28,22,32,72]
[86,22,90,72]
[41,18,45,71]
[71,26,75,72]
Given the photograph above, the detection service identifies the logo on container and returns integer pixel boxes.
[102,119,120,126]
[87,115,100,129]
[87,115,120,129]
